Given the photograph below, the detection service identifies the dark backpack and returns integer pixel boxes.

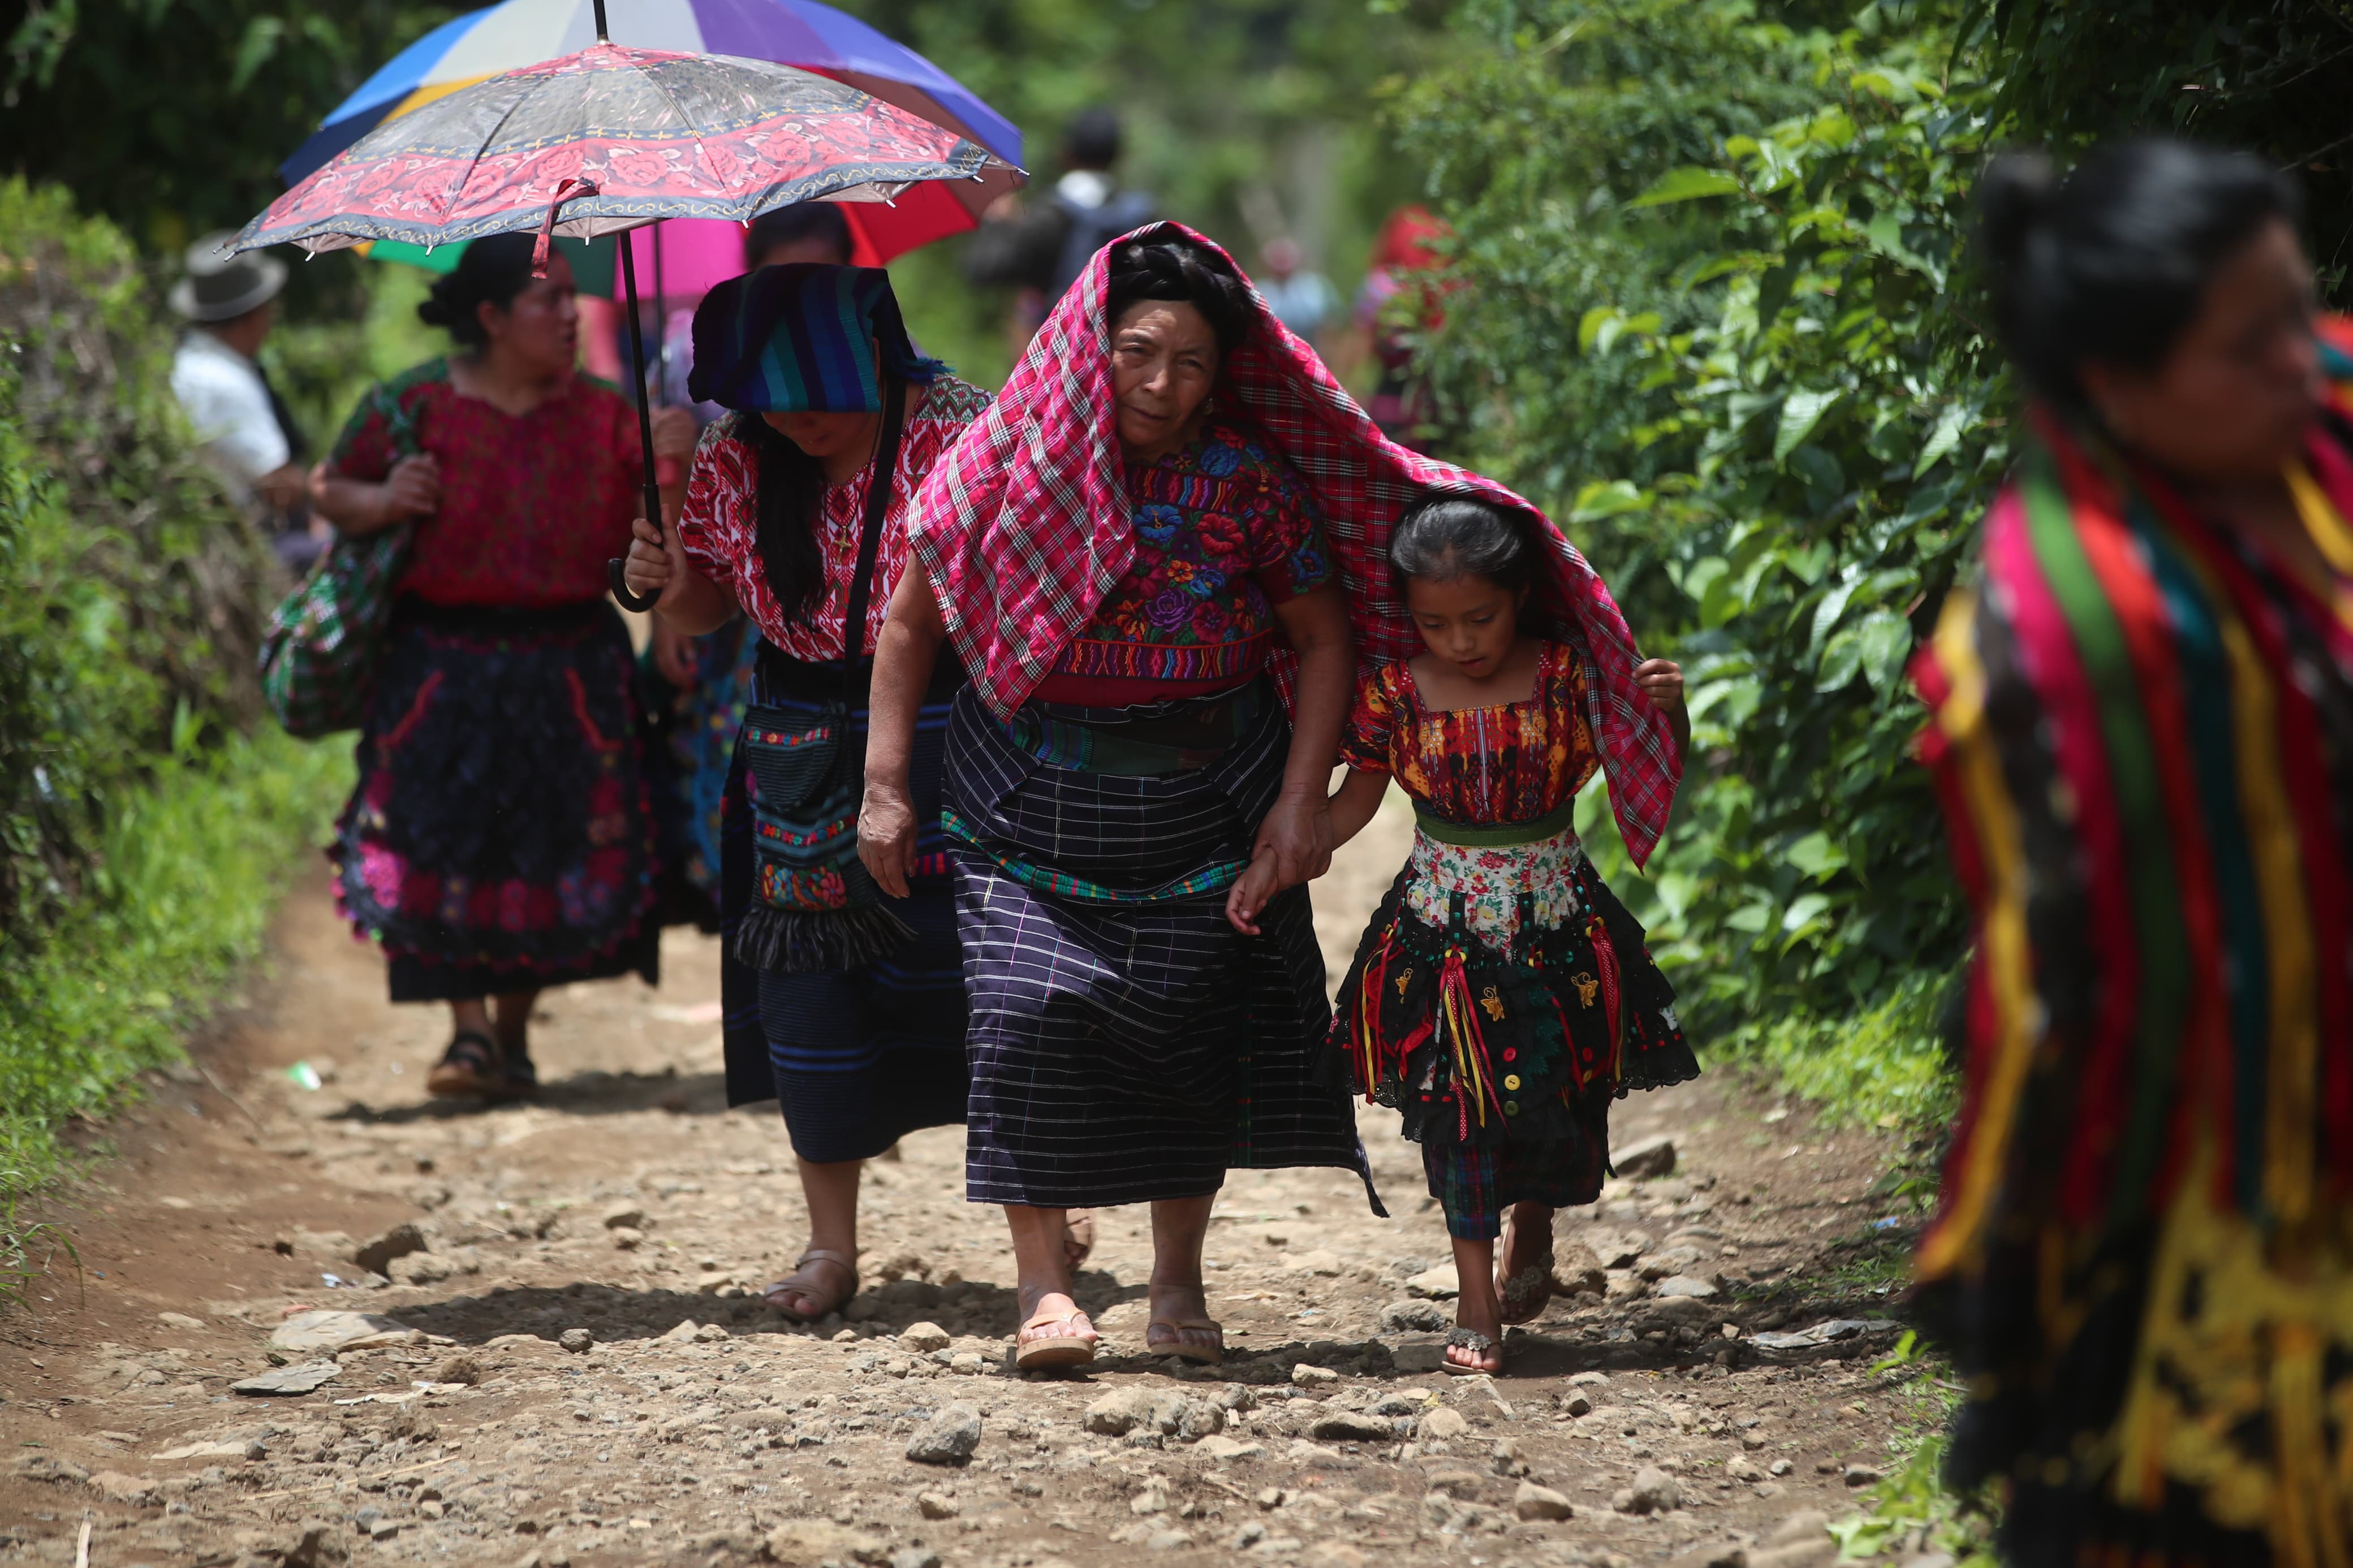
[1049,188,1160,300]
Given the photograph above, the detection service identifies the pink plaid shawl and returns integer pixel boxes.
[906,222,1680,867]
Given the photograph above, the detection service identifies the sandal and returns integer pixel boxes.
[1015,1308,1097,1372]
[426,1031,505,1099]
[1064,1210,1097,1271]
[1442,1327,1503,1377]
[1145,1318,1225,1366]
[764,1249,858,1322]
[1496,1215,1554,1327]
[499,1053,540,1100]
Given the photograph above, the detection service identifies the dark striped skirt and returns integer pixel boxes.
[718,646,969,1164]
[333,598,660,1003]
[942,682,1382,1211]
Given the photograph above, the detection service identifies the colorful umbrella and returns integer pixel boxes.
[282,0,1021,268]
[232,6,1016,610]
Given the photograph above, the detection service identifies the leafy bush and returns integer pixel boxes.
[1396,2,2000,1093]
[0,182,348,1255]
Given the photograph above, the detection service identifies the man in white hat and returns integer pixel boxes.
[168,231,320,564]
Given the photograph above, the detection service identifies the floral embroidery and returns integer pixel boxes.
[1042,414,1333,701]
[1404,821,1588,947]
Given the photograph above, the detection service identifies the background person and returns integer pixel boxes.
[167,231,322,569]
[1255,236,1338,351]
[1914,139,2353,1560]
[311,233,694,1100]
[963,107,1157,355]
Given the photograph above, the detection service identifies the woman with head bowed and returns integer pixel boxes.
[622,263,1060,1322]
[860,225,1682,1372]
[311,233,695,1099]
[1914,139,2353,1558]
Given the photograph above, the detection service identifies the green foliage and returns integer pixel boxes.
[1400,2,2001,1090]
[0,183,349,1286]
[1979,0,2353,288]
[0,176,282,948]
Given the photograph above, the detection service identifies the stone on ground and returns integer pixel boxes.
[1614,1133,1678,1178]
[269,1310,417,1354]
[906,1402,983,1465]
[1514,1481,1575,1521]
[231,1360,339,1396]
[350,1221,425,1276]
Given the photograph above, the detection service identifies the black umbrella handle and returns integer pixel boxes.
[610,232,663,614]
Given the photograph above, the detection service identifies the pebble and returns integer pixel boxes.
[1145,1530,1193,1552]
[269,1310,417,1354]
[231,1360,339,1396]
[1380,1299,1448,1332]
[1769,1459,1793,1475]
[1656,1275,1720,1299]
[1620,1465,1680,1514]
[1291,1363,1340,1388]
[602,1206,647,1230]
[1310,1411,1393,1443]
[1843,1462,1884,1487]
[558,1329,594,1354]
[1614,1133,1679,1178]
[281,1521,348,1568]
[906,1402,983,1465]
[351,1222,425,1277]
[1420,1406,1468,1440]
[1197,1435,1265,1461]
[611,1227,645,1251]
[917,1491,960,1519]
[899,1321,952,1353]
[434,1353,485,1385]
[1561,1393,1592,1416]
[1514,1481,1574,1521]
[891,1550,942,1568]
[1405,1263,1461,1299]
[390,1251,454,1285]
[157,1311,205,1330]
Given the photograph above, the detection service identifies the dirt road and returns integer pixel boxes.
[1,793,1930,1568]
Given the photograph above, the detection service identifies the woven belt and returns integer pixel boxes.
[1412,796,1582,848]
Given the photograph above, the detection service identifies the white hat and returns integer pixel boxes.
[169,231,288,322]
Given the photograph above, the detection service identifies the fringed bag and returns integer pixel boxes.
[733,381,911,974]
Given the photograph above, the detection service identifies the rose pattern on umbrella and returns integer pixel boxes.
[236,43,1005,256]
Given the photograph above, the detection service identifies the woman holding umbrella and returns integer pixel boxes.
[313,234,697,1095]
[619,264,999,1321]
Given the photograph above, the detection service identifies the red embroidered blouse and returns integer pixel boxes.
[327,360,644,608]
[1338,642,1598,826]
[676,377,990,662]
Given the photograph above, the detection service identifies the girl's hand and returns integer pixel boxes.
[1225,853,1282,936]
[1634,658,1685,711]
[623,515,678,604]
[650,616,700,689]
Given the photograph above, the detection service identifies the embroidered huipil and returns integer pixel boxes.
[1031,413,1333,707]
[676,377,991,660]
[1339,643,1597,945]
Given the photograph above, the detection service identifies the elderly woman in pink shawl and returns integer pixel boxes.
[859,224,1680,1374]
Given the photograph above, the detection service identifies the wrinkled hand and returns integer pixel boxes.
[622,515,683,606]
[1251,790,1334,892]
[1224,852,1282,936]
[857,775,920,900]
[380,453,441,526]
[650,405,697,464]
[650,616,699,689]
[1634,658,1685,711]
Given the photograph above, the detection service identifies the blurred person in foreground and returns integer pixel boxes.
[1332,205,1455,454]
[963,107,1156,355]
[311,234,695,1099]
[168,232,324,570]
[645,203,860,929]
[1915,137,2353,1562]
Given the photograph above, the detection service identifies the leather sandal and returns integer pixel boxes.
[1442,1327,1503,1376]
[764,1249,858,1323]
[1496,1213,1555,1326]
[426,1030,505,1099]
[1145,1317,1225,1365]
[1015,1308,1097,1372]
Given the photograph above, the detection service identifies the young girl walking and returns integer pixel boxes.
[1232,492,1696,1374]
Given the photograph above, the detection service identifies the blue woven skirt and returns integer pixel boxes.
[718,647,969,1164]
[942,683,1382,1211]
[333,599,660,1004]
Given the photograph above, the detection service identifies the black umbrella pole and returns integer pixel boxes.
[609,236,665,614]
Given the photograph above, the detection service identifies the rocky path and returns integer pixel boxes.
[1,793,1933,1568]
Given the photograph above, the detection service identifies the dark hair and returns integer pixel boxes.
[416,232,541,348]
[1391,491,1540,597]
[1106,236,1252,358]
[1064,108,1122,171]
[1979,138,2302,413]
[734,413,833,619]
[744,203,854,269]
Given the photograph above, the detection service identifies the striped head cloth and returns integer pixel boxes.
[687,263,942,414]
